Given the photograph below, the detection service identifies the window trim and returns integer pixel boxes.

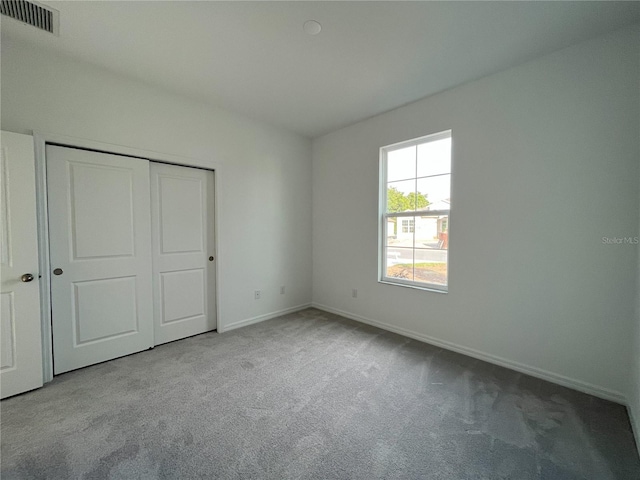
[378,130,452,293]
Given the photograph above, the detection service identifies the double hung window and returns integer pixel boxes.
[380,131,452,292]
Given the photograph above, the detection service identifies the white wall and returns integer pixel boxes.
[312,25,640,400]
[631,182,640,452]
[1,37,313,330]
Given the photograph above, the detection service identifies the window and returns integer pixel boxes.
[401,218,415,233]
[380,130,451,292]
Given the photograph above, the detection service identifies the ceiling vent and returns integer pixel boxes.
[0,0,59,35]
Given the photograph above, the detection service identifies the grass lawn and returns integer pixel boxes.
[387,262,447,284]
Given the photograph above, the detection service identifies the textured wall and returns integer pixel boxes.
[312,25,640,400]
[631,160,640,453]
[1,37,313,330]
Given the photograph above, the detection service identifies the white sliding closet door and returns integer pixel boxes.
[47,146,154,374]
[150,163,215,345]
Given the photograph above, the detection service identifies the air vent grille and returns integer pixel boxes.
[0,0,59,35]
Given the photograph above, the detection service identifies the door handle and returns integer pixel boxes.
[53,268,63,276]
[21,273,35,282]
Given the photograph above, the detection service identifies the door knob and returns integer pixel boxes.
[53,268,63,276]
[21,273,34,282]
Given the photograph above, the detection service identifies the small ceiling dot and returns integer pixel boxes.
[303,20,322,36]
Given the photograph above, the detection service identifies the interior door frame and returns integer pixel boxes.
[33,131,222,383]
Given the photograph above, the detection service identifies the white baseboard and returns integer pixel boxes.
[219,303,312,333]
[311,302,627,405]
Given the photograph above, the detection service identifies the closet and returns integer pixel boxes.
[47,145,215,374]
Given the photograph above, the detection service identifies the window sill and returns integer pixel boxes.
[379,279,448,294]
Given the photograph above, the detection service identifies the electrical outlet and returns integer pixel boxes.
[352,289,358,298]
[254,290,261,300]
[280,286,285,295]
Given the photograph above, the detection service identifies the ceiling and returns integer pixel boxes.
[2,1,639,138]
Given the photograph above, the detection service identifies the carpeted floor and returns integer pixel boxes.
[1,308,639,479]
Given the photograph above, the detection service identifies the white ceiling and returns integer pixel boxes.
[2,1,639,138]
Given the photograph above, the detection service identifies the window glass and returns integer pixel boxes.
[381,131,451,292]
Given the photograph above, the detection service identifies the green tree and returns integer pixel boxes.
[387,187,430,236]
[387,187,430,213]
[387,186,408,213]
[407,191,429,211]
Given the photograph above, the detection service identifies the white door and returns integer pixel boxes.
[150,163,216,345]
[0,131,43,399]
[47,146,154,374]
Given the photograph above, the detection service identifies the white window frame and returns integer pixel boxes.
[378,130,452,293]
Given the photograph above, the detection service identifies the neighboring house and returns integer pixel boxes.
[389,199,450,249]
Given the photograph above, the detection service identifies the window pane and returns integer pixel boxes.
[381,131,451,291]
[386,145,416,182]
[417,137,451,178]
[386,179,415,213]
[417,174,451,210]
[414,248,448,286]
[385,216,413,246]
[384,246,414,281]
[413,214,448,250]
[385,219,414,281]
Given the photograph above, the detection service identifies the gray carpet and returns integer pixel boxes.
[1,308,639,479]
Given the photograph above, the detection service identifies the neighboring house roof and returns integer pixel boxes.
[401,198,450,214]
[420,198,450,212]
